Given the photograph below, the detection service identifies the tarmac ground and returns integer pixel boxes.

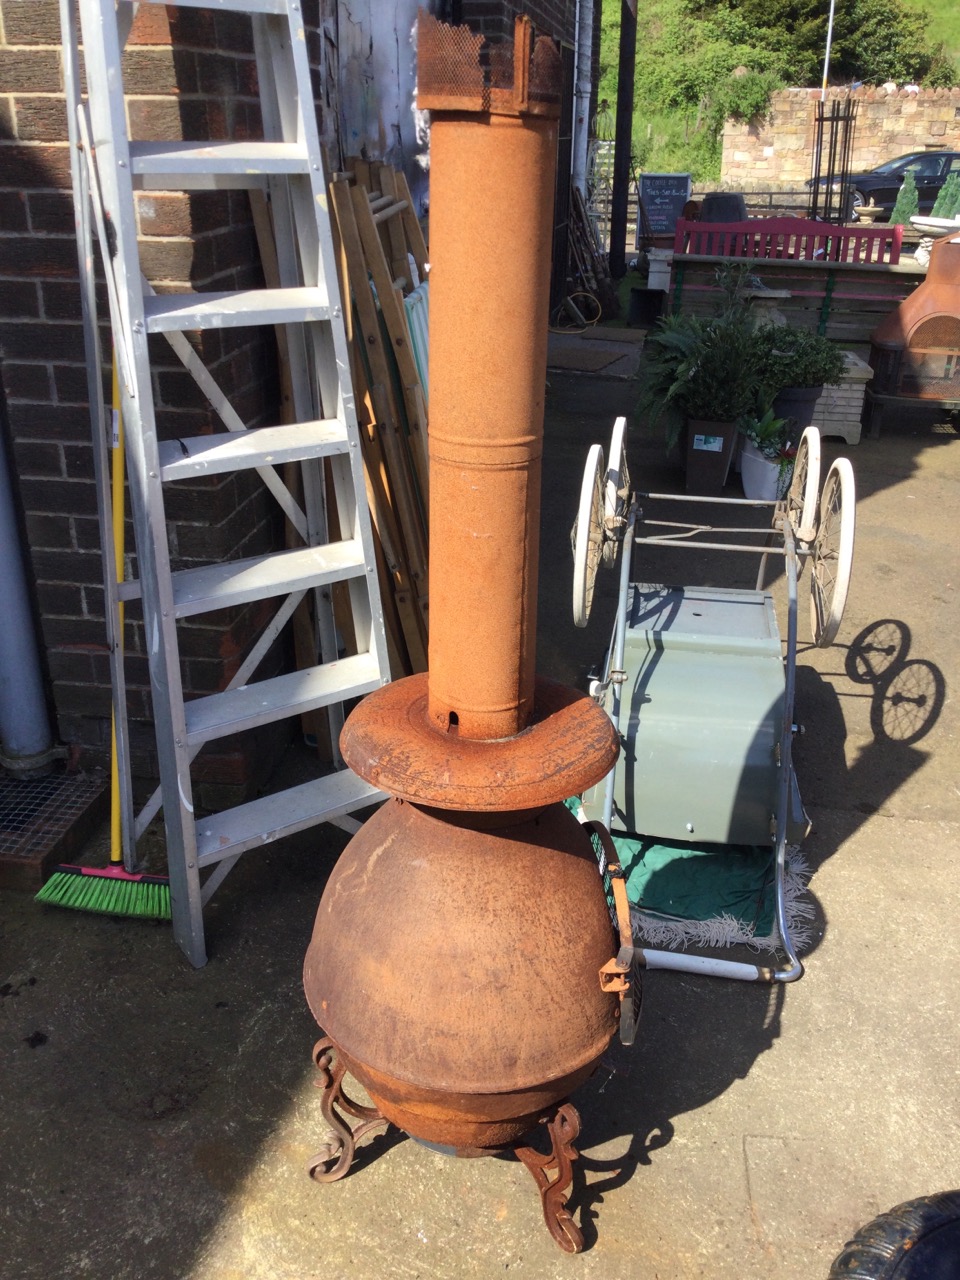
[2,336,958,1279]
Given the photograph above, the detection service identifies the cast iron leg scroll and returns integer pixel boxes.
[307,1037,389,1183]
[515,1102,584,1254]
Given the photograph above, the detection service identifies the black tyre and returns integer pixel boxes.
[828,1191,960,1279]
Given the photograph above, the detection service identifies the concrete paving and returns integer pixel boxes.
[2,348,959,1279]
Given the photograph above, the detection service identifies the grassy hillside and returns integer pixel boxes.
[599,0,958,182]
[902,0,960,61]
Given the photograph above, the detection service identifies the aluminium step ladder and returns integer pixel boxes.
[61,0,390,966]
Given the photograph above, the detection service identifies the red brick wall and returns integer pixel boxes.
[0,1,301,801]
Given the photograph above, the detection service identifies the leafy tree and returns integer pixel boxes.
[691,0,955,85]
[597,0,792,178]
[832,0,954,83]
[597,0,956,181]
[889,170,920,226]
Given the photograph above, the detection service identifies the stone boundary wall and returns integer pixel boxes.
[721,86,960,189]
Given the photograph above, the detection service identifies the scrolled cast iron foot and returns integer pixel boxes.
[306,1036,389,1183]
[515,1102,584,1254]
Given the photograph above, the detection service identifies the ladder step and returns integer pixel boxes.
[140,0,288,14]
[196,769,386,866]
[185,651,382,745]
[143,287,330,333]
[131,141,311,189]
[158,419,349,481]
[171,540,367,618]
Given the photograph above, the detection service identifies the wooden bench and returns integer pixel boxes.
[666,219,924,349]
[672,216,903,265]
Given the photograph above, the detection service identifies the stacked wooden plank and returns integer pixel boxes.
[670,256,927,353]
[329,160,430,676]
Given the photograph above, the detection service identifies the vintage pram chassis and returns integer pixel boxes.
[572,418,856,983]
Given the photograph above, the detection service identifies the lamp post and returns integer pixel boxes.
[821,0,837,100]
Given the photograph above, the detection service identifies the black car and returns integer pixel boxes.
[810,151,960,221]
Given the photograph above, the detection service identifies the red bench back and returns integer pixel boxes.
[672,216,902,265]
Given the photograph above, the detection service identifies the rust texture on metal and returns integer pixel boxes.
[303,801,619,1120]
[339,674,619,811]
[872,237,960,349]
[515,1104,584,1254]
[309,1041,586,1252]
[417,11,561,118]
[306,1037,389,1183]
[304,16,626,1250]
[328,1046,600,1151]
[417,12,560,742]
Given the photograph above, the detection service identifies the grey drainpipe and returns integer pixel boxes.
[571,0,595,197]
[0,390,57,778]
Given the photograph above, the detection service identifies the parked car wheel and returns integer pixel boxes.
[808,151,960,222]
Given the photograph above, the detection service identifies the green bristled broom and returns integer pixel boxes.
[36,358,171,922]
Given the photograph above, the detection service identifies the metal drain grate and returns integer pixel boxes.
[0,768,108,891]
[0,773,68,833]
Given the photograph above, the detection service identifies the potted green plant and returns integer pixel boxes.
[640,303,760,494]
[738,407,795,501]
[752,325,846,430]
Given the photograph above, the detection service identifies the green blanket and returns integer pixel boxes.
[613,835,776,936]
[567,800,812,949]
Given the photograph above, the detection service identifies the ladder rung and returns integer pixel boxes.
[139,0,288,13]
[158,419,349,481]
[185,651,382,745]
[143,287,330,333]
[172,541,367,618]
[372,201,409,226]
[196,769,386,866]
[130,141,311,186]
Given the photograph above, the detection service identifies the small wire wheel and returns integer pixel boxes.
[810,457,856,647]
[602,415,630,569]
[572,443,605,628]
[786,425,821,548]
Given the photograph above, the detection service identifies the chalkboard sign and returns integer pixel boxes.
[637,172,692,238]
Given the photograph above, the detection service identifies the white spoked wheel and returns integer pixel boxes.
[810,457,856,648]
[602,415,631,568]
[572,443,605,628]
[787,425,821,548]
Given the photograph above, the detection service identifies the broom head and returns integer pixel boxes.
[36,864,171,921]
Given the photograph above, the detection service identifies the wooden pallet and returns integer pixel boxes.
[669,256,927,353]
[330,161,430,675]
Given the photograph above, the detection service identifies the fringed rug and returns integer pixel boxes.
[615,835,815,953]
[569,802,814,953]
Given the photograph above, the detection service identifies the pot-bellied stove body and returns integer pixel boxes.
[304,795,618,1149]
[302,13,627,1255]
[870,236,960,401]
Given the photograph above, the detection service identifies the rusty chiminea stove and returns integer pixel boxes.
[869,235,960,414]
[302,12,636,1254]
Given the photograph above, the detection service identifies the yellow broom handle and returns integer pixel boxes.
[110,358,124,865]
